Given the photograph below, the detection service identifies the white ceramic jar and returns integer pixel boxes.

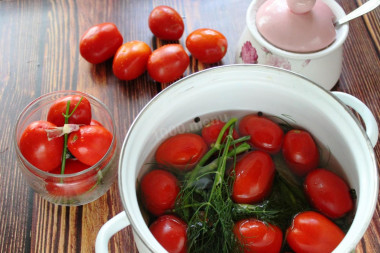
[236,0,349,90]
[96,65,378,253]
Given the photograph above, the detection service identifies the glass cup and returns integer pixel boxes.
[14,90,119,206]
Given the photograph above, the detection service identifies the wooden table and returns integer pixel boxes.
[0,0,378,252]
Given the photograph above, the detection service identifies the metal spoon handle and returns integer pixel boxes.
[335,0,380,26]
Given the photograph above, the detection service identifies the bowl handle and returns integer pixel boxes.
[95,211,130,253]
[332,91,378,147]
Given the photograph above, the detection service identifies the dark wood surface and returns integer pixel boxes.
[0,0,379,252]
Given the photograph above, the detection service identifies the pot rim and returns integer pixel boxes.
[246,0,349,59]
[118,64,377,253]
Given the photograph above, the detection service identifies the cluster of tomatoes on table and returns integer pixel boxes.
[18,95,113,197]
[79,5,228,83]
[139,114,355,253]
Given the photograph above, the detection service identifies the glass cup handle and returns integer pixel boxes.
[332,91,379,147]
[95,211,130,253]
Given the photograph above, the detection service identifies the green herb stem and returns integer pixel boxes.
[213,118,237,150]
[60,96,84,175]
[185,118,240,185]
[60,100,71,175]
[186,142,250,185]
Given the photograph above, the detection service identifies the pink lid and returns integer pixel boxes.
[256,0,336,53]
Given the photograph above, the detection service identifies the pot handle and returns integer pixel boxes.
[95,211,130,253]
[332,91,378,147]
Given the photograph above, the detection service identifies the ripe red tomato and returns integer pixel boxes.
[232,151,275,204]
[304,169,353,219]
[149,215,187,253]
[67,125,113,166]
[19,121,64,172]
[147,44,189,83]
[112,41,152,81]
[155,133,207,171]
[90,119,103,127]
[79,23,123,64]
[233,219,283,253]
[148,5,184,40]
[238,114,284,154]
[286,211,345,253]
[140,169,180,216]
[45,159,97,197]
[201,119,239,146]
[47,95,92,127]
[282,129,319,177]
[186,28,228,64]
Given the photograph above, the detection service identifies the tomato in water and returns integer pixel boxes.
[304,168,353,219]
[67,125,113,166]
[286,211,345,253]
[233,218,283,253]
[232,151,275,204]
[238,114,284,154]
[45,159,97,197]
[140,169,180,216]
[149,215,187,253]
[19,121,64,172]
[147,44,189,83]
[112,40,152,81]
[201,119,239,146]
[282,129,319,177]
[155,133,207,171]
[79,23,123,64]
[148,5,184,40]
[47,95,92,127]
[186,28,228,64]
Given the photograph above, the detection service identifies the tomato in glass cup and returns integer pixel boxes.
[14,91,118,205]
[19,120,64,172]
[47,95,92,127]
[45,159,98,197]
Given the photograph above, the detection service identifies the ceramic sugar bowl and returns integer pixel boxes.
[236,0,349,90]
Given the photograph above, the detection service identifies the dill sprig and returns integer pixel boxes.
[173,118,310,253]
[175,120,240,252]
[60,96,84,174]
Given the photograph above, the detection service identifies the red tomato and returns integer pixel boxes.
[149,215,187,253]
[148,5,184,40]
[155,133,207,171]
[67,125,113,166]
[79,23,123,64]
[186,28,228,63]
[19,121,64,172]
[90,119,103,126]
[304,169,353,219]
[47,95,92,127]
[238,114,284,154]
[282,129,319,177]
[45,159,97,197]
[112,41,152,81]
[233,219,283,253]
[232,151,275,204]
[286,211,345,253]
[147,44,189,83]
[201,119,239,146]
[140,169,180,216]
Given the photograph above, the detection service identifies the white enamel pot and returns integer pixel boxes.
[96,65,378,253]
[236,0,349,90]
